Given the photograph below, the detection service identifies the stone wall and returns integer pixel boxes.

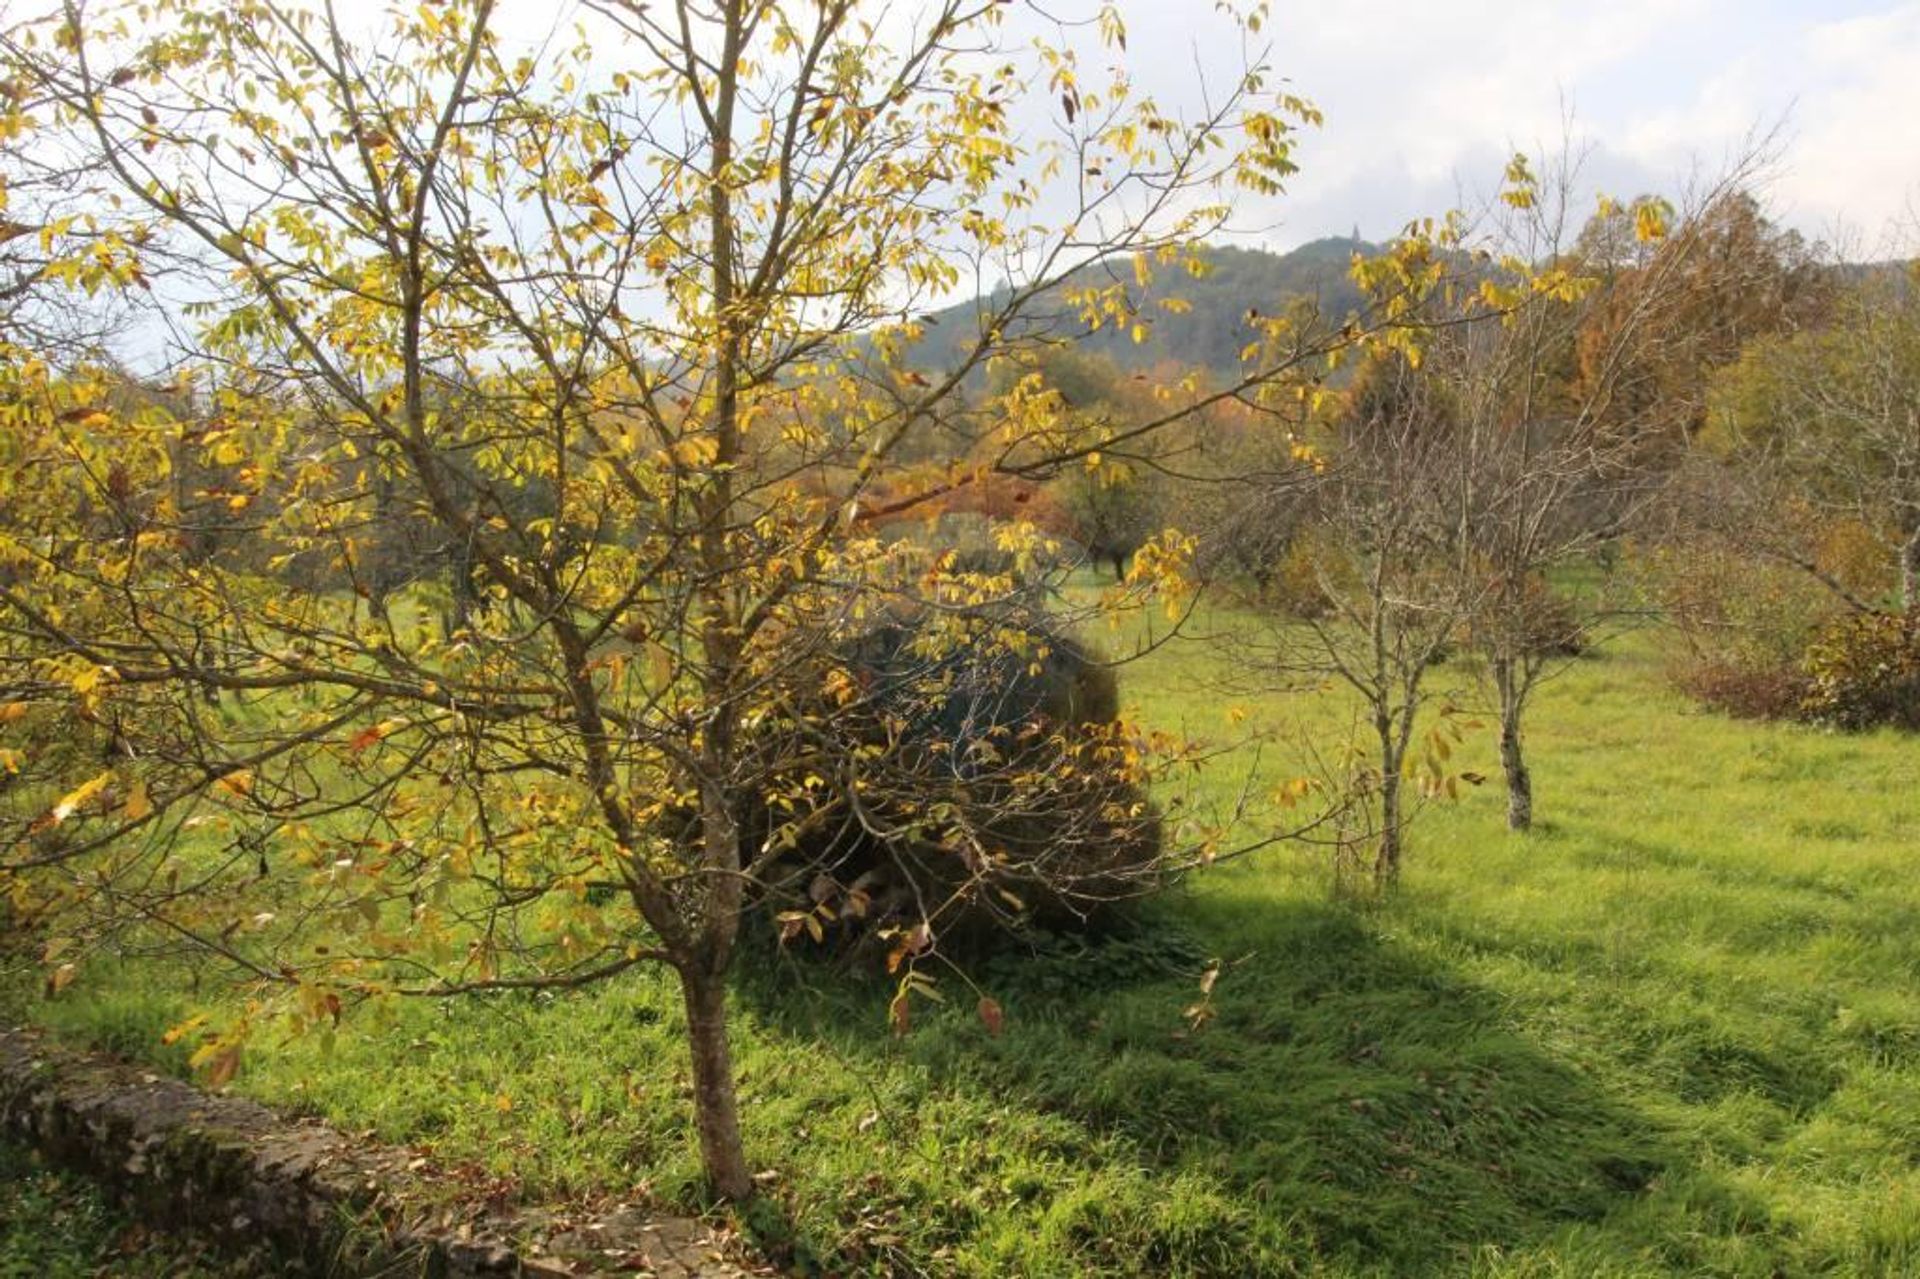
[0,1025,748,1277]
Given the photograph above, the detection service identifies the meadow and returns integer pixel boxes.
[11,596,1920,1277]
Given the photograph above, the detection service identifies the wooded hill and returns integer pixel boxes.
[912,237,1377,381]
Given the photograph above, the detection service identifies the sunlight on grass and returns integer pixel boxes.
[15,600,1920,1276]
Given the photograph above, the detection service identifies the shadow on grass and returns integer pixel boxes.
[734,894,1684,1275]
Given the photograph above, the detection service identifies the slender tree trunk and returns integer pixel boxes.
[679,968,753,1203]
[676,0,753,1209]
[1494,657,1533,832]
[1376,766,1403,881]
[1375,712,1403,882]
[1902,524,1920,617]
[1499,711,1532,832]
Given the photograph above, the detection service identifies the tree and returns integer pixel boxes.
[1570,185,1830,452]
[1238,345,1480,882]
[1396,152,1804,832]
[1704,266,1920,616]
[0,0,1408,1201]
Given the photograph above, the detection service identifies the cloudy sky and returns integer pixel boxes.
[1135,0,1920,255]
[216,0,1920,261]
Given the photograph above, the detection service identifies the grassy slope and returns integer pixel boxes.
[16,601,1920,1276]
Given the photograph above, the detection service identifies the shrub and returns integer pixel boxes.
[664,609,1169,959]
[1265,535,1336,619]
[1512,575,1588,658]
[1800,611,1920,731]
[1632,540,1837,719]
[1672,659,1812,721]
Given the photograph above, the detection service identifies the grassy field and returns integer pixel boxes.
[11,597,1920,1276]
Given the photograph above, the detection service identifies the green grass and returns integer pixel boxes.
[13,599,1920,1276]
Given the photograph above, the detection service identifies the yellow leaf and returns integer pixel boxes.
[162,1013,210,1046]
[201,1044,242,1089]
[70,665,113,697]
[122,779,154,821]
[1634,202,1668,243]
[46,963,76,995]
[35,771,112,830]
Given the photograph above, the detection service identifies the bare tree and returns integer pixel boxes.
[1436,145,1799,830]
[1237,349,1481,881]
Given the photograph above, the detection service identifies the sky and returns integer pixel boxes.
[476,1,1920,259]
[1123,0,1920,256]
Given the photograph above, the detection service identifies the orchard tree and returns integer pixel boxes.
[0,0,1428,1200]
[1229,151,1792,860]
[1238,340,1484,883]
[1439,152,1788,831]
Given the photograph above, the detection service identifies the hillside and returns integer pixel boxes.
[916,237,1377,381]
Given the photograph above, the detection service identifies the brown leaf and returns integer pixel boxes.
[977,996,1004,1038]
[202,1045,242,1090]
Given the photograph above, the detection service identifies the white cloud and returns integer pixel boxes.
[289,0,1920,252]
[1781,5,1920,247]
[1103,0,1920,251]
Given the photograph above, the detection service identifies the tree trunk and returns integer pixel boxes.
[1494,658,1533,832]
[1902,524,1920,617]
[1375,767,1402,882]
[1375,716,1403,883]
[1499,712,1532,833]
[679,969,753,1203]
